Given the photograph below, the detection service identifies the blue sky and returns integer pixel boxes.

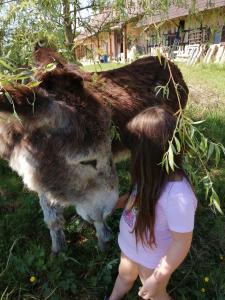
[80,0,92,17]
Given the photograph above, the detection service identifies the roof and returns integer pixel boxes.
[75,1,142,43]
[136,0,225,27]
[75,0,225,43]
[75,9,118,43]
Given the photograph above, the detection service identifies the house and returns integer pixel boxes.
[137,0,225,55]
[74,1,143,63]
[74,1,225,63]
[74,9,114,63]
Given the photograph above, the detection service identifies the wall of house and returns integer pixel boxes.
[75,31,111,61]
[127,21,146,53]
[139,6,225,52]
[98,32,110,56]
[184,7,225,29]
[184,7,225,43]
[110,29,123,59]
[75,36,97,60]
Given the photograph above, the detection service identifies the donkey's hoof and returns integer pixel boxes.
[98,239,107,251]
[50,229,67,254]
[98,225,112,251]
[50,251,59,259]
[50,245,67,258]
[103,223,112,242]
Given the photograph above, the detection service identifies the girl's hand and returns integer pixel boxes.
[138,231,193,300]
[138,274,168,299]
[114,193,130,209]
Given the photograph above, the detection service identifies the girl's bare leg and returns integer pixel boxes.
[138,264,154,284]
[138,264,171,300]
[109,252,139,300]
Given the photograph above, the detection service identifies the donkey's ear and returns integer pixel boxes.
[33,42,86,89]
[34,42,67,68]
[35,65,85,93]
[0,84,78,135]
[0,84,51,117]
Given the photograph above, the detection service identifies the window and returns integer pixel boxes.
[221,25,225,43]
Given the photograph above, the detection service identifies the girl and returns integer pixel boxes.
[106,106,197,300]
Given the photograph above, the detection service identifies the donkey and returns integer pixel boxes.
[0,45,188,253]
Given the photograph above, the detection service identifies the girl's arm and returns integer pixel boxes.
[138,231,193,299]
[114,193,130,209]
[154,230,192,279]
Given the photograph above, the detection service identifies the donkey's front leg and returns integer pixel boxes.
[94,220,112,251]
[39,194,66,254]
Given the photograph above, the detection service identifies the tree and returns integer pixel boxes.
[0,0,110,64]
[0,0,191,64]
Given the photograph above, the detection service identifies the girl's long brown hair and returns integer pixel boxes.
[127,106,182,247]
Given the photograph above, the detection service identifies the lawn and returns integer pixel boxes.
[0,61,225,299]
[81,62,125,72]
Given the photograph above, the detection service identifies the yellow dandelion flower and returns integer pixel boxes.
[201,288,206,293]
[30,276,37,283]
[220,255,224,261]
[204,277,209,283]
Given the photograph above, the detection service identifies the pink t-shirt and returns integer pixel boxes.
[118,178,197,269]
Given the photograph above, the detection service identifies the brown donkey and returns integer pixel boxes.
[0,45,188,253]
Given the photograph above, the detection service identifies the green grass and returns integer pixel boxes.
[178,63,225,99]
[0,62,225,299]
[82,62,126,73]
[179,62,225,206]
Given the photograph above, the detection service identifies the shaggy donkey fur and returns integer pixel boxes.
[0,45,188,253]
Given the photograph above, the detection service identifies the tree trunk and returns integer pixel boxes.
[62,0,74,50]
[123,23,127,61]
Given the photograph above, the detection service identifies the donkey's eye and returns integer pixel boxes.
[80,159,97,169]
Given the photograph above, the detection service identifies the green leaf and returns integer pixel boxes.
[168,146,174,171]
[44,63,57,72]
[163,57,167,69]
[210,192,223,214]
[156,49,162,64]
[165,157,169,174]
[3,90,23,125]
[200,136,208,153]
[4,90,13,104]
[207,143,214,160]
[0,59,14,72]
[205,186,209,200]
[155,86,163,97]
[171,143,177,155]
[174,136,181,153]
[215,145,221,166]
[191,120,205,125]
[26,81,41,88]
